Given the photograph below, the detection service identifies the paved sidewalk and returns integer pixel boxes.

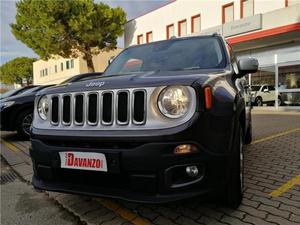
[1,113,300,225]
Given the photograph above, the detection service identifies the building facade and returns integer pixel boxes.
[33,49,122,85]
[125,0,300,108]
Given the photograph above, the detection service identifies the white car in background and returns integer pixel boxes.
[251,85,282,106]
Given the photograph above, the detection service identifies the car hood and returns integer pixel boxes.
[39,69,230,95]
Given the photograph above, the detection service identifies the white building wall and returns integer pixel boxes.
[125,0,296,47]
[33,49,122,85]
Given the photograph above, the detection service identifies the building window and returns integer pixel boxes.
[191,14,201,33]
[166,24,174,39]
[40,70,43,77]
[240,0,254,18]
[146,31,153,43]
[178,19,187,37]
[66,60,70,69]
[70,59,74,68]
[278,64,300,106]
[54,65,58,73]
[61,62,64,71]
[137,34,143,45]
[222,2,234,24]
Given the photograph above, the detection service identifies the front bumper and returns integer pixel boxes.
[30,137,227,203]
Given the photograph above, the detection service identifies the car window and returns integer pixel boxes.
[251,86,261,91]
[268,85,275,91]
[103,37,227,76]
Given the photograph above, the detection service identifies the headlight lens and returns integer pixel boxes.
[158,86,190,118]
[37,96,49,120]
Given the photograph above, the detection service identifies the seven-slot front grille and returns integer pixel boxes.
[50,90,146,127]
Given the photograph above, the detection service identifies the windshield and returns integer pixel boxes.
[103,37,226,76]
[251,86,261,91]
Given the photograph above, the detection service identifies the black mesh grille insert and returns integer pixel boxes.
[102,93,113,124]
[51,97,59,123]
[133,91,145,123]
[62,96,71,124]
[88,94,98,124]
[117,92,128,123]
[75,95,84,124]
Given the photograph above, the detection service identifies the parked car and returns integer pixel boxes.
[251,84,282,106]
[30,34,258,208]
[0,73,102,138]
[0,85,37,100]
[0,85,53,137]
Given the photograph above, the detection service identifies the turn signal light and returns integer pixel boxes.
[204,87,212,109]
[174,144,198,155]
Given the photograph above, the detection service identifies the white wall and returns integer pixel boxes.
[125,0,293,47]
[33,48,123,85]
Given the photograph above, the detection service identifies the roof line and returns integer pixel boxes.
[127,0,177,23]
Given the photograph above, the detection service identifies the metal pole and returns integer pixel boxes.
[274,54,279,109]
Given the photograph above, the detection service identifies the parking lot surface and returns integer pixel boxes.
[1,111,300,225]
[1,157,82,225]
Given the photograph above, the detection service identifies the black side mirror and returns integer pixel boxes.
[237,58,258,77]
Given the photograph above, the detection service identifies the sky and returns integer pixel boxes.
[0,0,168,65]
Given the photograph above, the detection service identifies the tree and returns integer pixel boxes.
[11,0,126,72]
[0,57,36,86]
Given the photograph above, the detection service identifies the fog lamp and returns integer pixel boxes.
[174,144,198,154]
[186,166,199,177]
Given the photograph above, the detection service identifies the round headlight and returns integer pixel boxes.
[158,86,190,118]
[37,96,49,120]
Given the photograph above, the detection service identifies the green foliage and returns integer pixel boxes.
[0,57,36,85]
[11,0,127,72]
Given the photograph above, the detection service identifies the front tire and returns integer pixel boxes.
[16,109,33,138]
[255,97,263,106]
[278,96,282,106]
[223,124,244,208]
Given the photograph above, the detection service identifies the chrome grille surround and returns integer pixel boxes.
[33,86,197,131]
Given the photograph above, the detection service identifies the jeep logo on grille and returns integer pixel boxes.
[86,81,105,88]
